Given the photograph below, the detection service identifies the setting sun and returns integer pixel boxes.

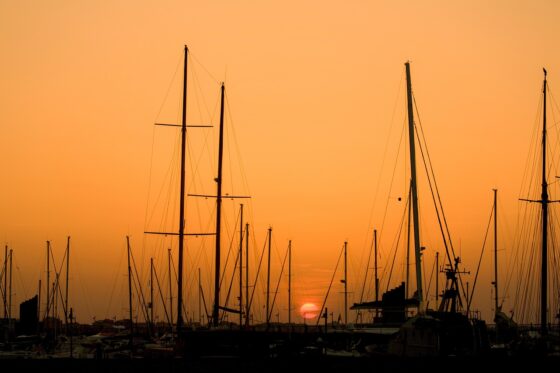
[299,303,319,319]
[1,2,560,363]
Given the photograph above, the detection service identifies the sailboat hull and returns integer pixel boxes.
[387,312,489,357]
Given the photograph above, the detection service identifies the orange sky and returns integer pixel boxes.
[1,1,560,325]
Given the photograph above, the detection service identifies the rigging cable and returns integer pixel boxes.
[248,229,269,322]
[377,119,407,291]
[511,91,547,323]
[413,95,469,307]
[316,244,344,326]
[221,217,242,317]
[268,244,289,322]
[14,257,28,301]
[356,70,405,305]
[424,252,437,309]
[142,50,183,266]
[467,199,494,311]
[358,231,375,305]
[143,49,182,227]
[385,190,410,292]
[130,244,151,325]
[152,262,172,328]
[412,97,454,267]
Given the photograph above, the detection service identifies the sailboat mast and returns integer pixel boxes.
[245,223,250,327]
[541,69,548,335]
[288,240,292,327]
[344,241,348,326]
[198,268,202,324]
[8,249,12,319]
[37,279,41,331]
[176,45,189,330]
[150,257,154,327]
[406,183,412,299]
[239,204,244,328]
[212,82,226,327]
[493,189,499,313]
[266,227,272,328]
[46,241,50,322]
[405,62,424,306]
[53,279,57,338]
[374,229,379,303]
[65,236,70,330]
[3,245,6,319]
[126,236,133,349]
[435,251,439,304]
[168,248,173,328]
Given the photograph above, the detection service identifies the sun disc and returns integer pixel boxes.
[299,302,319,319]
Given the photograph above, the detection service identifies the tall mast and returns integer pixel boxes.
[150,257,154,328]
[541,68,548,335]
[37,280,41,333]
[493,189,499,314]
[266,227,272,328]
[239,204,244,328]
[176,45,189,330]
[198,268,202,324]
[343,241,348,326]
[126,236,133,350]
[245,223,250,327]
[405,62,424,306]
[288,240,292,327]
[53,279,57,337]
[406,183,412,299]
[145,45,201,329]
[3,245,6,319]
[168,248,173,329]
[65,237,70,331]
[8,248,12,319]
[520,69,550,334]
[212,82,226,327]
[435,251,439,304]
[46,241,50,322]
[374,229,379,303]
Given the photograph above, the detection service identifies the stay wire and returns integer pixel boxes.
[269,245,289,322]
[385,192,409,292]
[468,199,494,311]
[358,70,405,297]
[248,229,269,320]
[316,244,344,326]
[413,94,469,303]
[377,119,407,290]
